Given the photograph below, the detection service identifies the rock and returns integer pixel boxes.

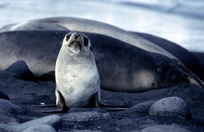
[140,124,191,132]
[63,111,111,122]
[0,113,18,123]
[0,128,9,132]
[149,97,192,119]
[5,60,37,82]
[22,124,56,132]
[0,115,62,132]
[0,99,27,115]
[0,90,9,100]
[129,101,155,115]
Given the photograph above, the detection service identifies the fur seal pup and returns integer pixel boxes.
[54,32,100,111]
[0,31,201,92]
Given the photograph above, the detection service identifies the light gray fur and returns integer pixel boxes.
[55,32,100,109]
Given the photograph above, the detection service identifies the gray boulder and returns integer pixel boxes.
[0,115,62,132]
[22,124,56,132]
[149,96,192,119]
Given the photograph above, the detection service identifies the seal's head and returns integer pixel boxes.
[62,32,93,55]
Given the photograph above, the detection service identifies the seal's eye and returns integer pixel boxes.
[84,37,89,46]
[66,34,71,41]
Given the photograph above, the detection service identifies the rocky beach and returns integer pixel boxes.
[0,60,203,131]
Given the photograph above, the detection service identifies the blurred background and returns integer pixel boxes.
[0,0,204,52]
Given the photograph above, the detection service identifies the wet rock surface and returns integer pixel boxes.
[149,96,192,119]
[22,124,56,132]
[0,65,204,131]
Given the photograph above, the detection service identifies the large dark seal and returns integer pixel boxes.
[0,17,179,58]
[0,30,202,92]
[55,32,100,111]
[0,17,203,89]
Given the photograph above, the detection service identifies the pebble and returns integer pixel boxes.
[0,115,62,132]
[140,124,191,132]
[149,96,192,119]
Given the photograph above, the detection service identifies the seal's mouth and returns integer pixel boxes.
[68,35,82,48]
[68,39,77,47]
[65,33,83,55]
[69,40,82,49]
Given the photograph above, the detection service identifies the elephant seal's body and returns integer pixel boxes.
[0,17,203,88]
[0,31,197,91]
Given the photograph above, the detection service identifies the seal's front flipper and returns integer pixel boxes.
[39,103,68,113]
[40,104,56,108]
[86,92,101,108]
[39,90,69,113]
[38,71,55,81]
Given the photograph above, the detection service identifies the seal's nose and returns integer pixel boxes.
[73,33,80,39]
